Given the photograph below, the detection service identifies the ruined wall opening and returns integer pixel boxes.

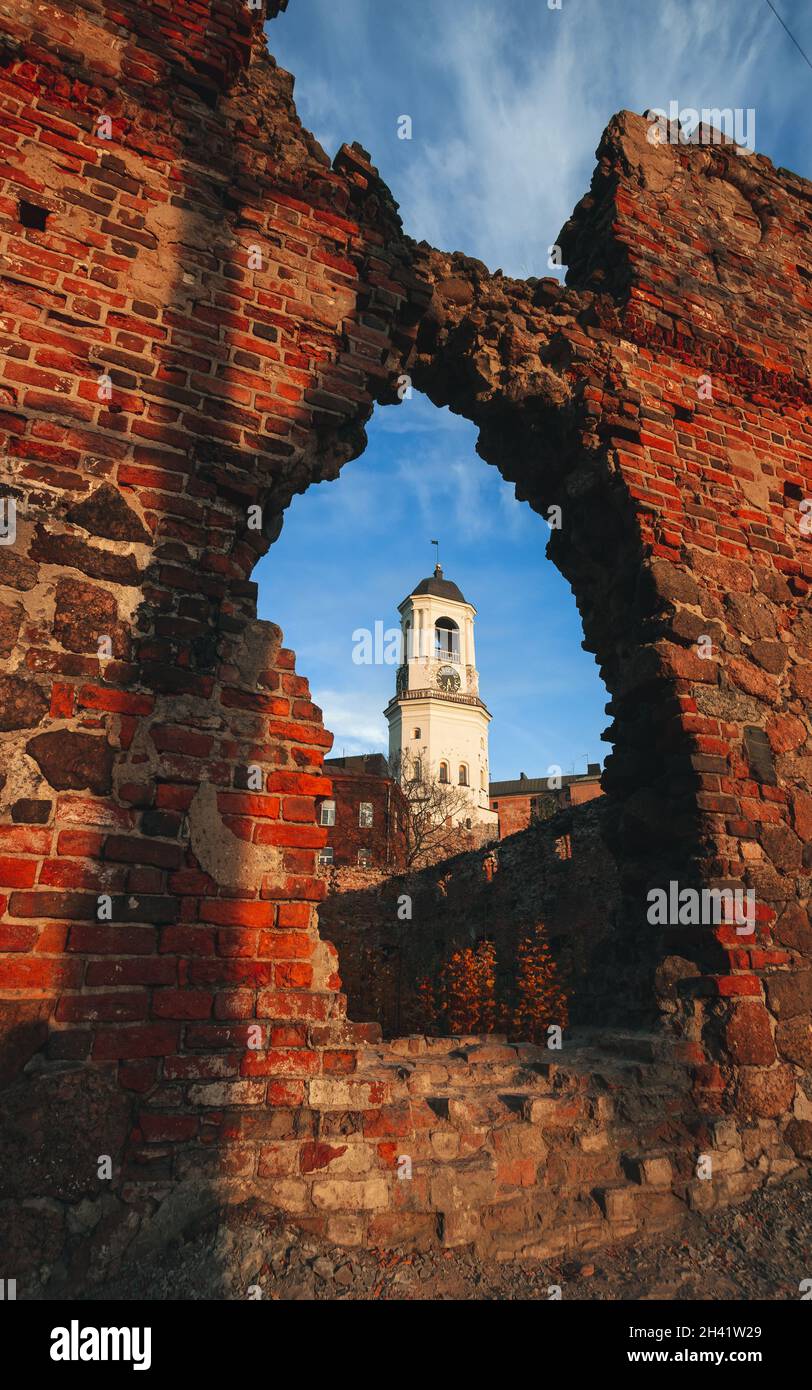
[252,388,617,1039]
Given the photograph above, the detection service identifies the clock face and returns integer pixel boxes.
[437,665,461,693]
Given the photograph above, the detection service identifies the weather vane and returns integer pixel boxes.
[431,538,440,568]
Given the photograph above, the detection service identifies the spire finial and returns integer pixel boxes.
[431,538,441,577]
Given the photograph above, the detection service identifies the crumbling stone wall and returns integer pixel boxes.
[320,801,619,1037]
[0,0,810,1281]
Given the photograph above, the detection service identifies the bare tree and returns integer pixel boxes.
[389,749,482,868]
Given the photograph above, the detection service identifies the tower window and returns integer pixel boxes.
[414,759,422,782]
[359,801,373,827]
[439,761,449,783]
[413,727,421,739]
[435,616,460,662]
[318,799,336,827]
[458,764,468,786]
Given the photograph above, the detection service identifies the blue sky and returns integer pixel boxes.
[255,0,812,780]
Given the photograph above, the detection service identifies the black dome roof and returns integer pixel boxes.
[405,565,467,605]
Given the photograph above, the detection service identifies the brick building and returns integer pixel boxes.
[490,764,604,838]
[320,754,407,869]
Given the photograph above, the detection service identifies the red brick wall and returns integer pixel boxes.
[0,0,810,1271]
[492,795,534,837]
[318,770,406,869]
[491,779,604,835]
[0,0,426,1231]
[410,125,812,1088]
[567,780,603,808]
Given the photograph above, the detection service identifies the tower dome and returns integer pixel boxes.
[404,563,468,606]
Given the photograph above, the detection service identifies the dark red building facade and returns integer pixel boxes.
[489,765,604,838]
[319,755,407,869]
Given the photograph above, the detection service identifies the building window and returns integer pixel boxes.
[439,761,449,784]
[435,616,460,662]
[358,848,371,867]
[413,727,421,739]
[414,759,422,782]
[465,818,472,829]
[318,846,334,865]
[458,764,468,786]
[493,800,499,808]
[480,769,486,790]
[318,800,335,826]
[359,801,373,827]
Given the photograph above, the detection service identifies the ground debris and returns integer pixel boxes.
[85,1174,812,1302]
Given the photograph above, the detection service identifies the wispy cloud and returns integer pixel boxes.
[313,687,389,757]
[269,0,807,278]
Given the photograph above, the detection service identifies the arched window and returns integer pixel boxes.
[458,764,468,786]
[413,727,421,739]
[414,759,422,782]
[434,616,460,662]
[439,761,449,783]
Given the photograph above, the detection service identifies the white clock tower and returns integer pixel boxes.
[384,564,498,829]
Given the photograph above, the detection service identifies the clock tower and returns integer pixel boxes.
[385,564,498,829]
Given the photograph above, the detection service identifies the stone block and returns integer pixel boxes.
[593,1185,634,1222]
[625,1154,672,1187]
[326,1215,367,1245]
[524,1095,584,1127]
[710,1117,739,1150]
[308,1078,387,1110]
[311,1178,390,1212]
[579,1131,610,1153]
[440,1208,481,1247]
[429,1130,460,1160]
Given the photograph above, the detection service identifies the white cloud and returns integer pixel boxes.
[268,0,805,281]
[373,391,471,436]
[313,686,389,756]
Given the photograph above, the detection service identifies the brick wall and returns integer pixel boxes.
[317,767,406,869]
[568,779,603,808]
[318,800,619,1037]
[492,794,534,838]
[491,773,604,836]
[0,0,810,1281]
